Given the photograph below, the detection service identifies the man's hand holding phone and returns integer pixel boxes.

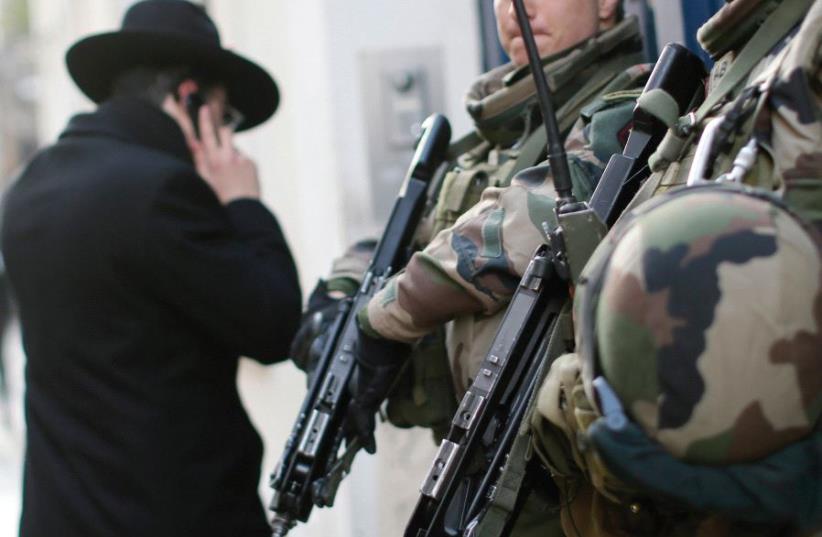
[164,94,261,205]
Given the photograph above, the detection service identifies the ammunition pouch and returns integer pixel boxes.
[432,163,502,238]
[385,326,458,442]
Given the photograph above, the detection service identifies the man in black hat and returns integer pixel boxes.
[1,2,301,536]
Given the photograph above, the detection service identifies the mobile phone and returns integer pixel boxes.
[185,92,205,139]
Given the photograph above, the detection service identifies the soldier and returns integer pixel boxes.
[341,0,647,438]
[297,0,648,427]
[300,0,646,392]
[316,0,648,419]
[325,0,653,534]
[530,0,822,535]
[284,0,645,531]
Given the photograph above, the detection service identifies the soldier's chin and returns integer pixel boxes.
[508,41,529,67]
[509,36,551,66]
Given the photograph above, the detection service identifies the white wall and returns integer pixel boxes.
[651,0,686,47]
[28,0,130,141]
[10,1,483,537]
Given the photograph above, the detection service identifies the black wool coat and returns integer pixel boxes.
[2,97,302,537]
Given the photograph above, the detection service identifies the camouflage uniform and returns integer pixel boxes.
[531,1,822,536]
[359,18,649,399]
[299,18,647,446]
[336,19,648,537]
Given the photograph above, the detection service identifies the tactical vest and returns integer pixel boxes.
[386,18,647,440]
[532,1,821,536]
[426,17,646,241]
[627,0,821,226]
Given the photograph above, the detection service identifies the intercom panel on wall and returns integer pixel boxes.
[360,47,445,223]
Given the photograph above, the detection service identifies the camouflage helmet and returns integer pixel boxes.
[575,184,822,465]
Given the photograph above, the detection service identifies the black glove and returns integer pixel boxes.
[289,280,343,380]
[346,327,410,454]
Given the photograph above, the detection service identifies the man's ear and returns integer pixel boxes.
[175,79,200,102]
[598,0,621,27]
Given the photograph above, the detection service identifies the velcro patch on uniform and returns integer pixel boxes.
[481,208,505,258]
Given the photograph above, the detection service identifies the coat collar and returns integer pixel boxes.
[464,16,644,146]
[60,97,193,165]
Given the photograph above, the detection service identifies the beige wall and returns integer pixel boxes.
[28,0,129,141]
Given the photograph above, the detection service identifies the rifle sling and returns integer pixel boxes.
[447,131,484,160]
[502,52,639,187]
[692,0,811,125]
[628,0,809,212]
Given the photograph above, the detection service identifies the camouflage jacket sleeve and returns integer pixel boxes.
[361,98,637,342]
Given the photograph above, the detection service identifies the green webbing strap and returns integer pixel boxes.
[474,428,533,537]
[621,163,665,214]
[505,126,548,186]
[505,48,645,187]
[691,0,811,125]
[474,313,570,537]
[502,60,626,187]
[447,130,484,161]
[628,0,810,212]
[318,436,361,506]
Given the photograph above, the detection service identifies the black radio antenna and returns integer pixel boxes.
[512,0,576,206]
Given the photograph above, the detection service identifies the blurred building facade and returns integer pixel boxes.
[0,0,36,184]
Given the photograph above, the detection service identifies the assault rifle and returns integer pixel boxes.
[404,2,707,535]
[269,113,451,537]
[403,242,566,537]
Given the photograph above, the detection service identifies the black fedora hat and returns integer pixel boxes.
[65,0,278,132]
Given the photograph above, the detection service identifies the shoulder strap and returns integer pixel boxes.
[502,54,641,187]
[692,0,812,125]
[629,0,811,211]
[504,126,548,186]
[447,130,485,160]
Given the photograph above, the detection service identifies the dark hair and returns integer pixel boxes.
[110,65,216,106]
